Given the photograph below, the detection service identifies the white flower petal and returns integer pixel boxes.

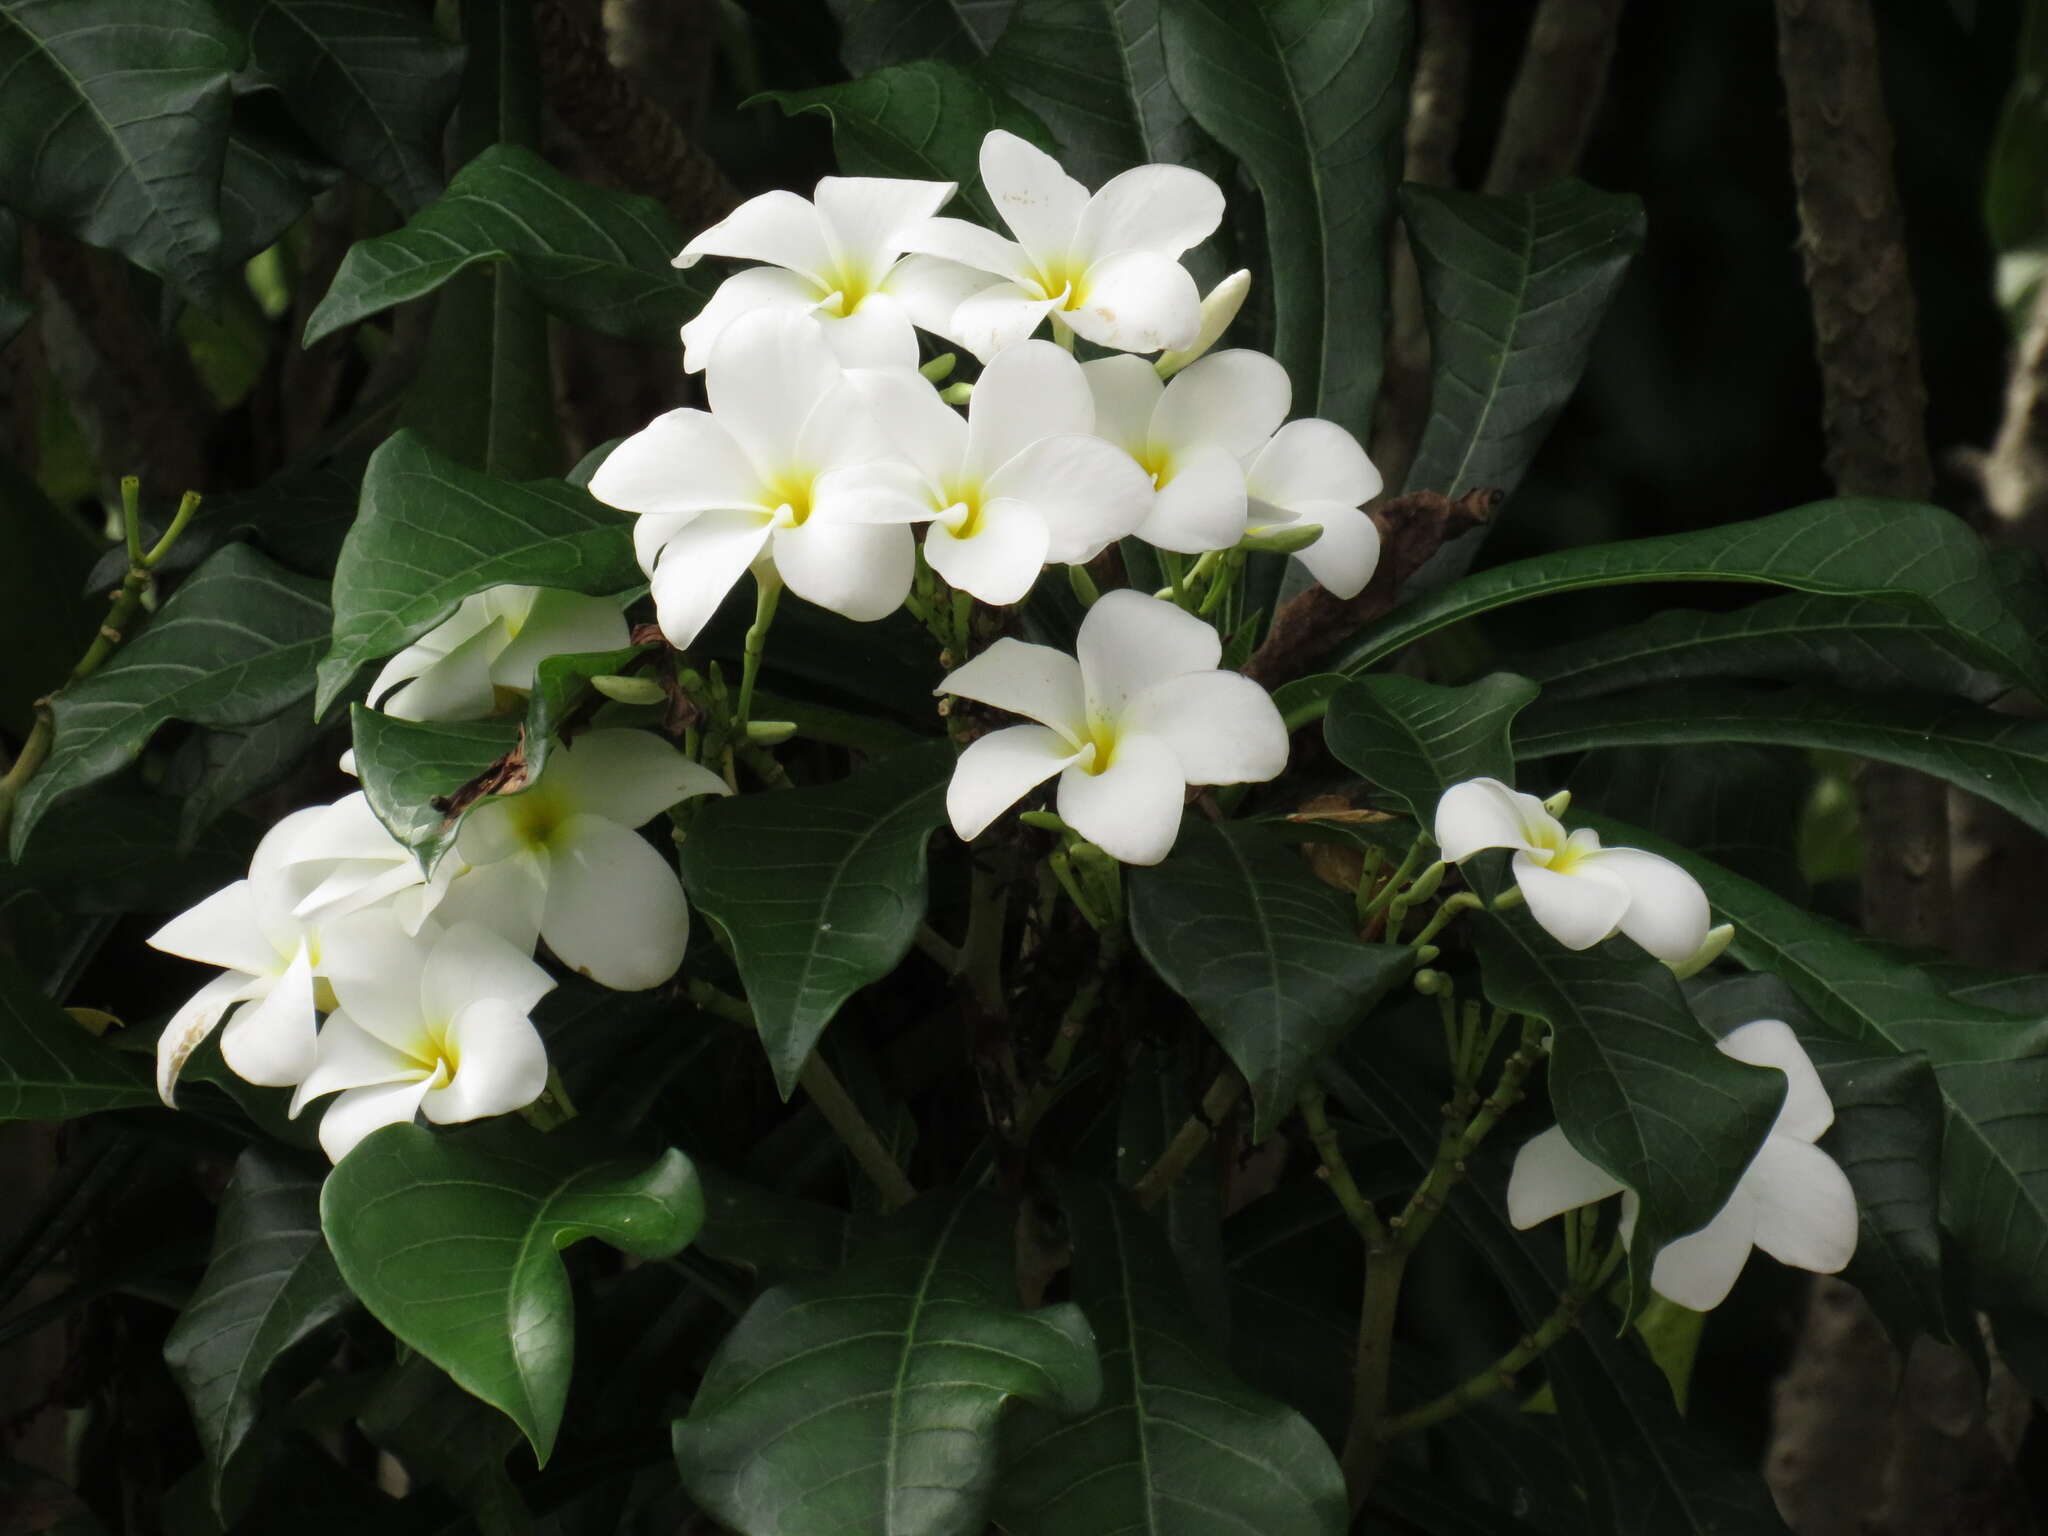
[1746,1137,1858,1275]
[848,367,967,487]
[980,129,1089,256]
[949,284,1061,362]
[946,724,1081,841]
[793,377,895,475]
[819,293,921,370]
[149,880,276,977]
[1647,1183,1759,1312]
[421,997,550,1125]
[769,518,914,622]
[377,616,507,722]
[813,458,944,526]
[884,254,1005,340]
[1065,250,1202,354]
[156,971,262,1104]
[1576,846,1711,964]
[647,509,775,648]
[1136,442,1250,554]
[677,188,833,281]
[705,309,846,472]
[1507,1124,1627,1228]
[487,590,630,693]
[320,909,433,1051]
[541,816,689,990]
[679,266,827,372]
[1122,671,1288,787]
[1248,416,1383,508]
[1081,354,1165,457]
[1719,1019,1835,1143]
[221,944,320,1087]
[984,434,1152,564]
[1434,778,1552,862]
[1151,350,1291,460]
[1156,268,1252,375]
[587,408,764,518]
[1513,853,1631,952]
[937,637,1085,735]
[813,176,956,268]
[964,340,1095,478]
[1057,733,1187,866]
[903,216,1033,282]
[319,1077,437,1162]
[290,1010,419,1117]
[422,921,556,1024]
[545,728,731,828]
[925,499,1051,606]
[1286,501,1381,600]
[430,856,548,951]
[1073,162,1225,261]
[1077,589,1220,722]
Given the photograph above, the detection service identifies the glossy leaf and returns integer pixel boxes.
[694,1166,856,1284]
[306,145,707,345]
[320,1119,704,1463]
[827,0,1011,73]
[164,1149,352,1505]
[169,707,341,845]
[350,707,518,871]
[1566,743,1807,900]
[679,741,954,1096]
[0,953,155,1119]
[316,431,638,713]
[0,0,243,298]
[1128,818,1414,1140]
[11,545,332,860]
[0,793,251,914]
[1160,0,1410,440]
[1335,499,2048,699]
[765,60,1056,228]
[672,1189,1101,1536]
[998,1180,1347,1536]
[1402,180,1644,507]
[1324,672,1539,824]
[229,0,462,214]
[217,106,343,269]
[1471,913,1785,1319]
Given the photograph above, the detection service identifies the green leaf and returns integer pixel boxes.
[1324,672,1539,824]
[679,741,954,1096]
[11,545,332,860]
[317,430,638,713]
[694,1165,856,1284]
[0,0,244,299]
[217,105,342,270]
[169,707,340,845]
[672,1188,1101,1536]
[0,211,31,350]
[1402,180,1644,508]
[1471,913,1785,1319]
[1117,1041,1227,1351]
[1335,499,2048,700]
[229,0,463,215]
[0,952,156,1119]
[1566,743,1808,900]
[164,1148,353,1507]
[1128,818,1414,1140]
[997,1180,1346,1536]
[1160,0,1410,440]
[320,1119,704,1463]
[349,707,519,871]
[306,145,707,345]
[0,792,251,913]
[826,0,1010,73]
[1987,0,2048,305]
[358,1357,534,1536]
[0,451,99,736]
[763,60,1055,228]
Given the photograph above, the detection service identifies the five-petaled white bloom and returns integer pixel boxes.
[1508,1019,1858,1310]
[1243,420,1383,599]
[588,310,929,647]
[852,342,1151,604]
[1434,778,1710,963]
[907,130,1224,360]
[456,729,729,990]
[938,591,1287,865]
[368,586,629,723]
[291,914,556,1162]
[675,176,989,372]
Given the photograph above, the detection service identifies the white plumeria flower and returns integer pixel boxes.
[368,586,630,723]
[290,914,556,1162]
[905,130,1224,360]
[1155,268,1252,378]
[455,729,728,990]
[587,310,927,648]
[937,590,1287,865]
[1508,1019,1858,1311]
[1243,420,1383,599]
[850,341,1151,604]
[1434,778,1711,963]
[676,177,990,372]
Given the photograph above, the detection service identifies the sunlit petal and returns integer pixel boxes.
[937,637,1086,736]
[422,920,556,1023]
[679,266,827,372]
[318,1077,437,1162]
[1136,442,1249,554]
[979,130,1090,255]
[221,944,320,1087]
[1151,349,1290,460]
[947,724,1082,841]
[541,816,690,990]
[677,188,833,281]
[1064,250,1202,354]
[769,518,914,622]
[1081,354,1164,457]
[1077,589,1219,723]
[984,434,1152,564]
[1513,853,1631,952]
[1578,846,1711,964]
[964,340,1095,477]
[1286,501,1381,600]
[587,408,764,517]
[422,998,550,1125]
[1433,778,1552,862]
[1057,732,1187,866]
[647,509,775,648]
[1122,671,1287,786]
[544,728,730,829]
[1073,162,1225,261]
[925,499,1051,606]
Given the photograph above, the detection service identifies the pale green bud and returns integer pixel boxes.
[1665,923,1735,981]
[1239,521,1325,554]
[1155,269,1252,378]
[1542,788,1572,818]
[940,382,974,406]
[745,720,798,746]
[920,351,957,383]
[591,674,666,705]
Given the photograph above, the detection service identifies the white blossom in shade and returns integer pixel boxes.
[848,341,1152,604]
[455,729,728,990]
[1433,778,1711,963]
[369,587,630,722]
[586,310,929,648]
[675,176,985,371]
[904,130,1225,360]
[1154,268,1252,378]
[1507,1019,1858,1311]
[290,914,555,1162]
[1083,349,1291,554]
[936,590,1287,865]
[1243,419,1384,600]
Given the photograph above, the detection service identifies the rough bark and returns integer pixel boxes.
[1483,0,1630,197]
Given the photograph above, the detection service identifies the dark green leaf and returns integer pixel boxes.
[0,211,30,350]
[1471,913,1785,1319]
[1566,744,1808,900]
[763,60,1055,228]
[217,106,343,269]
[1987,0,2048,299]
[317,430,638,712]
[0,952,156,1120]
[1362,1468,1557,1536]
[672,1189,1101,1536]
[1117,1042,1227,1353]
[169,707,341,843]
[998,1180,1346,1536]
[164,1148,352,1506]
[1336,499,2048,700]
[1324,671,1539,824]
[523,645,647,766]
[1402,181,1643,509]
[1160,0,1410,440]
[229,0,463,214]
[826,0,1010,73]
[1128,818,1414,1140]
[94,462,363,587]
[0,452,99,736]
[320,1119,704,1463]
[694,1165,855,1284]
[0,792,251,913]
[306,145,707,345]
[0,0,244,298]
[11,544,332,860]
[350,707,519,870]
[679,741,954,1096]
[359,1357,534,1536]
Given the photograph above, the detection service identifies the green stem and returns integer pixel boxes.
[1359,838,1427,925]
[1015,926,1123,1140]
[1407,891,1481,952]
[960,864,1007,1018]
[913,923,962,973]
[1299,1085,1386,1245]
[734,570,781,735]
[1132,1069,1243,1208]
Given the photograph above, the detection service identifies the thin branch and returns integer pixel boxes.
[1484,0,1631,196]
[1131,1070,1244,1209]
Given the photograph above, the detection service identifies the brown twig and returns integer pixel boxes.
[1483,0,1631,196]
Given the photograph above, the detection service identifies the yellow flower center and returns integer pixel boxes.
[1077,718,1119,775]
[937,477,988,539]
[507,788,568,852]
[761,468,816,526]
[1136,442,1174,488]
[1029,255,1088,312]
[816,261,879,315]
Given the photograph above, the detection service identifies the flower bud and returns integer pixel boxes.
[745,720,798,746]
[920,351,957,383]
[591,674,667,706]
[1541,788,1572,818]
[1156,269,1251,378]
[1665,922,1735,980]
[1238,521,1325,555]
[940,382,974,406]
